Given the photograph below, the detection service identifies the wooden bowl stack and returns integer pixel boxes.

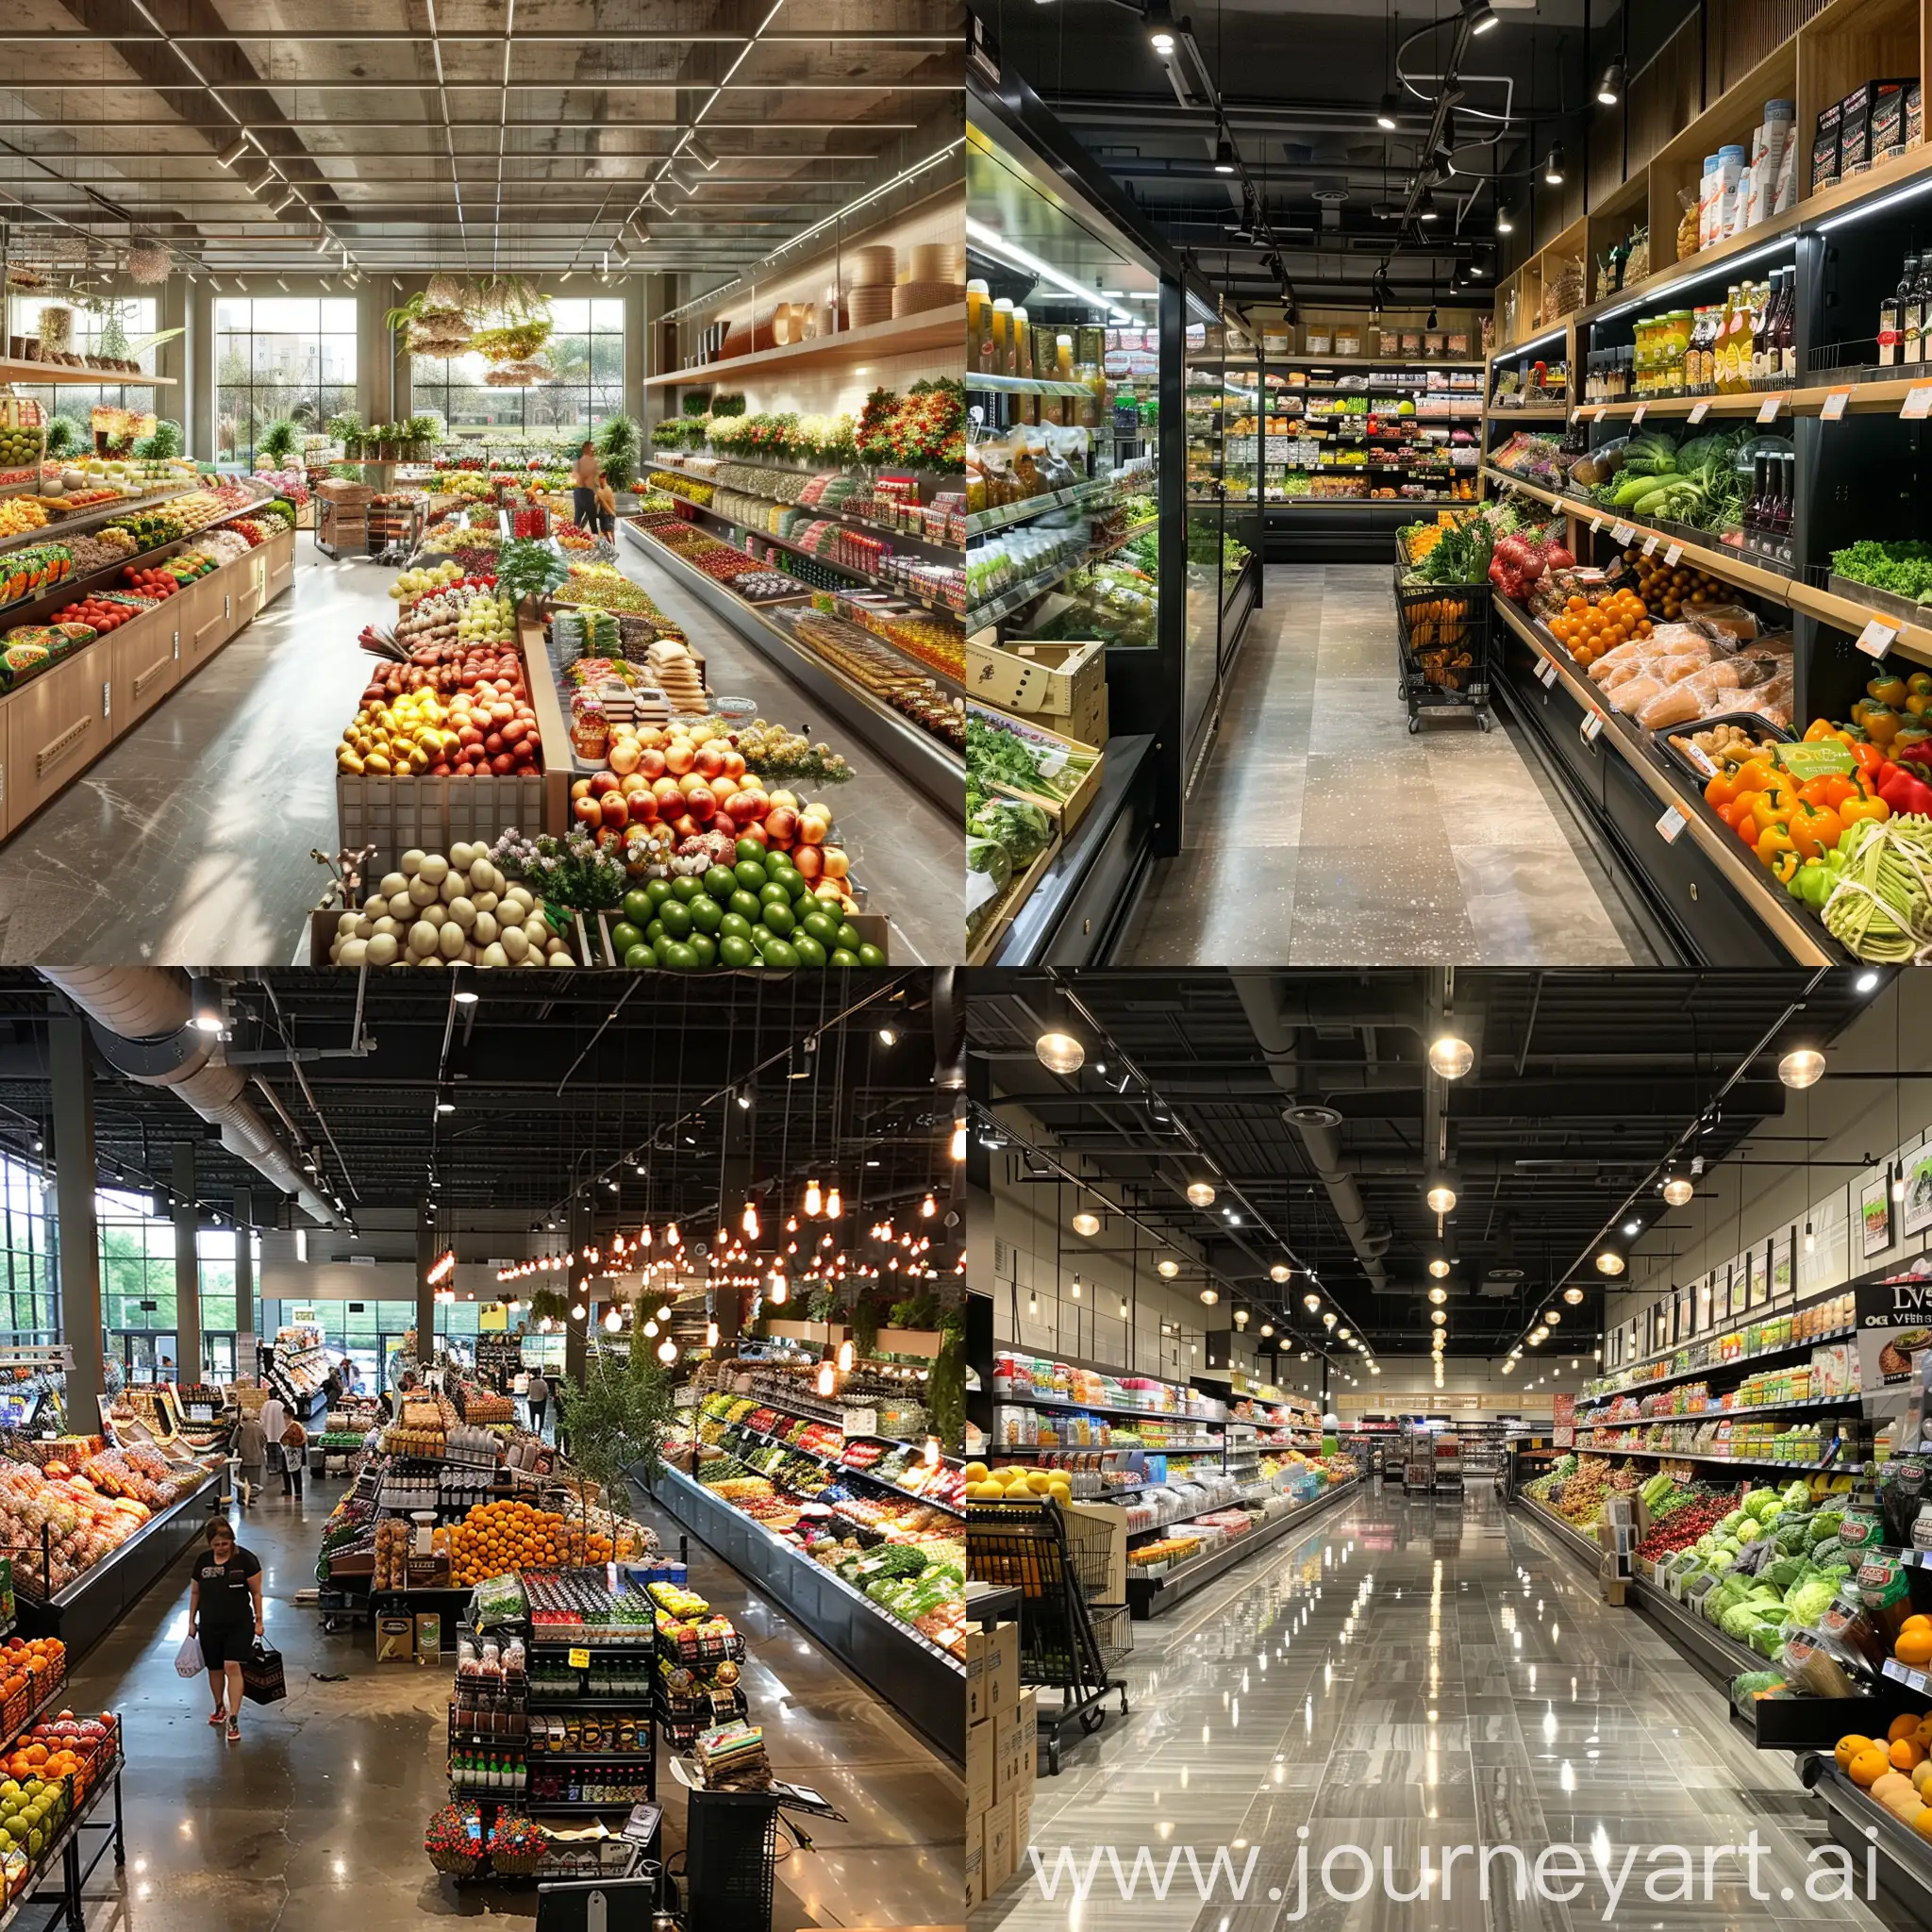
[846,245,898,327]
[894,242,966,317]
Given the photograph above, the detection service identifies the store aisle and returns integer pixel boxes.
[0,544,385,966]
[1118,565,1651,965]
[59,1475,960,1930]
[976,1483,1909,1932]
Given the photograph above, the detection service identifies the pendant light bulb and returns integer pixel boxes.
[1425,1183,1457,1214]
[604,1307,623,1332]
[816,1359,836,1397]
[804,1179,823,1217]
[1563,1285,1584,1305]
[1662,1175,1694,1206]
[665,1224,679,1246]
[825,1186,841,1218]
[1072,1209,1101,1237]
[921,1192,937,1218]
[741,1202,759,1240]
[1427,1036,1474,1079]
[1270,1263,1291,1283]
[837,1339,855,1372]
[1322,1311,1337,1330]
[1428,1257,1451,1278]
[768,1272,788,1306]
[1186,1180,1216,1208]
[657,1338,677,1364]
[571,1302,586,1321]
[1035,1030,1085,1074]
[1304,1292,1321,1312]
[705,1321,720,1348]
[1778,1047,1826,1089]
[1157,1257,1180,1278]
[1894,1160,1907,1202]
[951,1115,966,1160]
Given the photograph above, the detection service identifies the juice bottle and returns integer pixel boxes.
[966,279,990,370]
[1714,286,1741,391]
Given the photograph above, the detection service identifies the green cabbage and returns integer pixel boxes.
[1785,1481,1813,1510]
[1807,1511,1845,1548]
[1749,1620,1790,1658]
[1721,1603,1767,1640]
[1774,1519,1810,1556]
[1735,1519,1764,1544]
[1763,1557,1807,1592]
[1786,1574,1841,1624]
[1743,1489,1780,1520]
[1810,1538,1844,1568]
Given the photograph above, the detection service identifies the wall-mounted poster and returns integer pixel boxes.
[1674,1283,1693,1344]
[1855,1252,1932,1391]
[1771,1231,1794,1305]
[1904,1142,1932,1243]
[1750,1242,1770,1307]
[1695,1272,1714,1333]
[1861,1173,1897,1260]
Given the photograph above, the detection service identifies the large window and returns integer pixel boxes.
[410,296,624,443]
[98,1190,259,1379]
[215,294,358,465]
[13,297,163,449]
[0,1158,56,1346]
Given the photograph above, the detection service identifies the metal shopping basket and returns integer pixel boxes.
[1088,1602,1134,1672]
[1392,558,1493,734]
[968,1499,1128,1774]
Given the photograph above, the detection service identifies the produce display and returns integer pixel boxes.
[337,610,541,778]
[1833,540,1932,606]
[0,1456,176,1599]
[325,842,576,969]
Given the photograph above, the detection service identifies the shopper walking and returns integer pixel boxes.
[189,1517,263,1743]
[572,441,600,529]
[232,1409,267,1505]
[257,1391,287,1489]
[278,1418,308,1499]
[525,1369,550,1441]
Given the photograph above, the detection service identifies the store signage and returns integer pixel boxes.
[1855,1254,1932,1393]
[478,1303,508,1333]
[348,1303,365,1314]
[1687,401,1711,424]
[1757,394,1783,423]
[673,1386,699,1409]
[291,1306,318,1325]
[841,1406,878,1439]
[622,1803,662,1844]
[1641,533,1660,557]
[1631,404,1646,425]
[1536,658,1558,688]
[1773,741,1857,780]
[1552,1393,1575,1448]
[1581,711,1606,744]
[1823,388,1854,421]
[567,1646,591,1670]
[1590,516,1604,536]
[1857,616,1900,658]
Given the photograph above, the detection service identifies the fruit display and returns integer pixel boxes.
[774,602,966,700]
[634,520,809,602]
[337,642,541,778]
[557,562,660,616]
[326,842,573,969]
[0,1458,162,1599]
[0,501,48,539]
[1542,585,1656,669]
[962,1462,1073,1507]
[524,1571,654,1634]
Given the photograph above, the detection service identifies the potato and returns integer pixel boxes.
[419,853,450,888]
[479,942,509,968]
[473,910,498,945]
[438,921,466,960]
[408,919,441,958]
[401,849,426,877]
[501,925,529,963]
[338,938,369,966]
[366,933,400,968]
[408,875,441,908]
[473,891,499,916]
[379,872,408,898]
[353,916,375,941]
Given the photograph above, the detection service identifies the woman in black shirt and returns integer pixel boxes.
[190,1518,263,1741]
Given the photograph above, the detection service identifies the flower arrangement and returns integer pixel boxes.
[124,241,173,285]
[486,1811,547,1876]
[857,379,963,472]
[489,828,628,910]
[425,1804,480,1876]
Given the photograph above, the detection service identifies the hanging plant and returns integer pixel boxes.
[37,307,74,354]
[123,242,173,285]
[471,320,554,363]
[527,1288,569,1325]
[425,273,469,310]
[927,1307,966,1448]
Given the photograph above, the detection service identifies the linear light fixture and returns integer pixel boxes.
[1593,236,1793,324]
[966,217,1136,325]
[1816,170,1932,232]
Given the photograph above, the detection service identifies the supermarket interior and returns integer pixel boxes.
[960,965,1932,1926]
[0,4,963,968]
[0,965,966,1932]
[963,0,1932,969]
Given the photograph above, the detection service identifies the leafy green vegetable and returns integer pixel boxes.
[1831,539,1932,602]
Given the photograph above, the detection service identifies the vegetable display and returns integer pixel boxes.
[1832,539,1932,604]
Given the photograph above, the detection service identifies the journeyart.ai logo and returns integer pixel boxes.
[1020,1829,1883,1922]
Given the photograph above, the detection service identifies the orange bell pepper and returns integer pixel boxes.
[1799,774,1857,810]
[1851,741,1890,776]
[1805,719,1857,744]
[1788,801,1844,858]
[1840,791,1890,826]
[1729,758,1777,795]
[1752,785,1797,836]
[1864,706,1904,747]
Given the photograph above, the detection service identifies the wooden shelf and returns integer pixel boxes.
[1580,375,1932,421]
[0,358,175,388]
[643,309,960,390]
[1486,405,1571,421]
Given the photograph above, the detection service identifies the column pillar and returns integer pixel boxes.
[233,1187,255,1381]
[415,1203,438,1374]
[172,1142,200,1384]
[49,1019,103,1424]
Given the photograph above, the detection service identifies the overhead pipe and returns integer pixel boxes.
[38,969,341,1227]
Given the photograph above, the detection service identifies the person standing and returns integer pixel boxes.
[189,1518,263,1743]
[593,472,617,537]
[278,1418,308,1499]
[571,441,600,529]
[232,1409,267,1503]
[257,1391,287,1490]
[525,1369,550,1440]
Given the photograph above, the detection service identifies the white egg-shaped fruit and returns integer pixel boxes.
[450,842,477,871]
[408,920,441,957]
[408,875,441,908]
[501,925,530,963]
[473,910,498,945]
[401,849,427,877]
[379,873,408,899]
[353,916,375,941]
[366,933,401,968]
[473,891,499,916]
[419,853,451,888]
[438,922,466,959]
[336,912,360,937]
[389,891,415,921]
[480,942,509,969]
[469,857,495,892]
[447,896,477,931]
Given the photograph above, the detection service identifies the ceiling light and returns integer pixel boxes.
[1857,969,1882,992]
[272,192,301,219]
[1322,1312,1337,1329]
[1662,1175,1694,1207]
[1337,1327,1352,1341]
[1543,1309,1561,1325]
[684,135,720,171]
[1270,1262,1291,1283]
[1428,1036,1474,1079]
[1428,1287,1447,1306]
[1562,1286,1584,1305]
[217,132,252,169]
[1260,1321,1274,1338]
[611,241,632,268]
[1376,92,1399,130]
[1186,1180,1216,1208]
[1425,1183,1457,1215]
[1072,1210,1101,1238]
[1778,1047,1825,1089]
[1200,1288,1220,1306]
[1495,205,1514,235]
[190,976,225,1034]
[1428,1258,1451,1280]
[1529,1327,1546,1345]
[628,217,653,246]
[1035,1031,1084,1074]
[1147,0,1178,57]
[1622,1220,1640,1237]
[1157,1257,1180,1278]
[1596,57,1625,106]
[1463,0,1498,33]
[436,1102,455,1116]
[1214,134,1237,175]
[1595,1251,1624,1276]
[1303,1293,1320,1312]
[1430,1310,1447,1326]
[1543,143,1567,186]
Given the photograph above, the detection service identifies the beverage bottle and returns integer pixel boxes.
[1713,288,1739,391]
[1774,268,1797,381]
[1906,258,1927,366]
[1750,283,1770,383]
[1913,257,1932,365]
[1748,455,1768,541]
[1882,257,1912,366]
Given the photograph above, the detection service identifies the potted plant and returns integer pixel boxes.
[256,418,299,468]
[406,414,441,460]
[557,1340,675,1513]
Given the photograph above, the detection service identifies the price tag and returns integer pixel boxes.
[1902,386,1932,420]
[1687,400,1711,425]
[1611,522,1637,546]
[1857,615,1900,658]
[1590,515,1604,536]
[568,1646,591,1670]
[1663,543,1684,566]
[1593,406,1609,423]
[1822,387,1854,421]
[1631,403,1646,425]
[1641,533,1660,557]
[1757,394,1783,424]
[1536,658,1559,688]
[1582,710,1606,744]
[1657,805,1689,843]
[841,1406,879,1439]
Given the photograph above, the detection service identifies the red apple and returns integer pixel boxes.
[590,772,620,796]
[628,789,659,824]
[574,795,603,826]
[599,791,630,830]
[685,784,716,824]
[639,748,667,780]
[764,806,798,846]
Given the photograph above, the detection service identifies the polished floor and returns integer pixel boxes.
[61,1470,961,1930]
[974,1482,1909,1932]
[1119,566,1653,965]
[0,536,955,965]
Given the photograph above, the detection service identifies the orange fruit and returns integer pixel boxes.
[1839,1735,1875,1771]
[1890,1714,1924,1744]
[1852,1745,1892,1788]
[1893,1739,1926,1772]
[1898,1629,1932,1669]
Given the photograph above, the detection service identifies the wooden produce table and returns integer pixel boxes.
[0,524,295,844]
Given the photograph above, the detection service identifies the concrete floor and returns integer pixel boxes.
[0,539,956,966]
[973,1482,1910,1932]
[1119,566,1653,965]
[62,1472,962,1930]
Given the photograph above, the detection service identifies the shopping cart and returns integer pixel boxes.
[968,1499,1129,1774]
[1392,553,1493,734]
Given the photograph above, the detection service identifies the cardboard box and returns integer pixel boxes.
[1016,1687,1039,1762]
[964,1624,996,1726]
[1010,1775,1034,1858]
[994,1704,1030,1801]
[376,1615,413,1662]
[982,1796,1016,1895]
[987,1621,1021,1719]
[965,1707,995,1815]
[965,1828,984,1907]
[414,1612,442,1661]
[965,637,1109,749]
[1813,100,1842,190]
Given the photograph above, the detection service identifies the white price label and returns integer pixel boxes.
[1822,388,1853,421]
[1857,616,1900,658]
[1536,658,1559,688]
[1657,806,1689,843]
[841,1406,879,1439]
[1590,516,1604,536]
[1687,401,1711,425]
[1631,404,1646,425]
[1757,394,1783,424]
[1611,522,1637,546]
[1593,407,1608,422]
[1664,544,1683,566]
[1641,533,1660,557]
[1582,711,1606,744]
[1903,386,1932,420]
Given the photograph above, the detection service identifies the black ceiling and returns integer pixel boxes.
[0,970,956,1235]
[969,967,1883,1357]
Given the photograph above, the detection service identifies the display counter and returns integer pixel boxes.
[645,1461,964,1767]
[1124,1477,1357,1618]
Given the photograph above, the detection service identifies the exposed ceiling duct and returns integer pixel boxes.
[39,968,341,1227]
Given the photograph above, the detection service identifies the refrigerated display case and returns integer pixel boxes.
[1182,321,1260,755]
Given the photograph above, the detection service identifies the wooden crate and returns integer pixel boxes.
[965,637,1108,748]
[983,713,1105,836]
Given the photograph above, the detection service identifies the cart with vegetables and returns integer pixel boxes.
[1393,514,1495,732]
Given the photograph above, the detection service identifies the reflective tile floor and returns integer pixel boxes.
[1119,567,1652,965]
[974,1482,1912,1932]
[0,538,955,965]
[61,1474,960,1929]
